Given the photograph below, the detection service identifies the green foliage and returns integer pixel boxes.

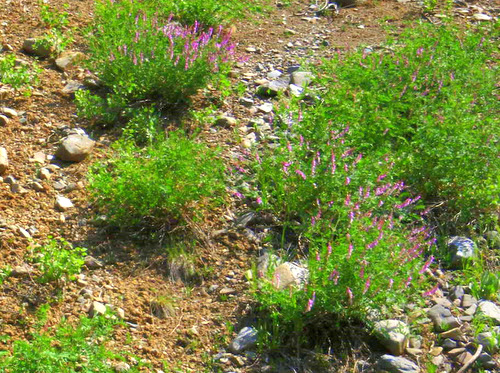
[471,271,500,302]
[37,1,73,56]
[0,314,138,373]
[245,124,433,347]
[88,131,225,229]
[294,22,499,229]
[0,265,12,285]
[79,0,235,124]
[0,54,40,89]
[28,237,87,284]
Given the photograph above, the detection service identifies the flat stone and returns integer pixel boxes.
[0,115,9,126]
[0,107,18,117]
[55,134,95,162]
[114,362,131,372]
[428,304,461,332]
[440,327,466,341]
[55,196,74,211]
[31,151,46,163]
[405,348,422,357]
[442,338,457,350]
[54,51,84,71]
[11,263,33,277]
[431,355,445,366]
[447,236,476,269]
[434,297,453,308]
[473,13,493,21]
[478,301,500,324]
[447,347,466,357]
[476,330,499,353]
[450,286,465,301]
[62,80,86,95]
[461,294,477,308]
[457,351,473,365]
[464,303,477,316]
[290,71,314,87]
[273,262,308,290]
[88,301,107,317]
[228,326,258,353]
[215,116,237,127]
[374,319,410,356]
[257,102,273,113]
[430,347,443,356]
[219,287,236,295]
[18,227,31,239]
[478,352,497,369]
[0,147,8,174]
[84,255,103,269]
[376,354,420,373]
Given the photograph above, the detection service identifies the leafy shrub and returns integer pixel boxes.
[88,131,225,229]
[28,237,87,284]
[243,125,433,346]
[78,0,235,123]
[37,1,73,56]
[293,22,499,229]
[0,54,40,89]
[0,314,138,373]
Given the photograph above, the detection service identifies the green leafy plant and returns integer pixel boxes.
[288,22,499,230]
[0,265,12,285]
[0,314,139,372]
[88,130,225,230]
[36,1,73,56]
[471,271,500,302]
[79,0,236,126]
[0,54,40,89]
[28,237,87,284]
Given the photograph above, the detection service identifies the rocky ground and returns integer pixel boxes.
[0,0,499,372]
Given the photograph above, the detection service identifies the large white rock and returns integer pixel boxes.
[0,147,8,174]
[478,301,500,324]
[376,355,420,373]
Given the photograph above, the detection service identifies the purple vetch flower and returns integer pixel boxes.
[305,291,316,312]
[273,272,280,288]
[329,269,339,284]
[419,255,434,274]
[287,142,292,152]
[399,84,408,98]
[341,148,354,158]
[388,278,394,289]
[299,135,304,146]
[377,174,387,182]
[295,169,307,180]
[256,197,263,205]
[348,210,355,223]
[359,266,365,279]
[345,177,351,185]
[416,47,424,57]
[282,162,292,175]
[134,31,140,43]
[327,243,332,256]
[109,53,115,62]
[316,251,321,261]
[353,153,363,165]
[232,190,244,199]
[343,163,349,173]
[405,276,412,288]
[344,194,351,206]
[423,284,439,297]
[132,53,137,65]
[347,243,353,259]
[363,278,371,295]
[346,287,353,305]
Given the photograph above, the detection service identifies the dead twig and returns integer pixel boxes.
[456,344,483,373]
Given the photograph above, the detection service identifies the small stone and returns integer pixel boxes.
[257,103,273,113]
[88,301,107,317]
[409,336,422,349]
[290,71,314,87]
[267,70,282,79]
[239,97,254,107]
[428,304,461,332]
[0,107,18,117]
[228,327,258,353]
[476,331,499,353]
[430,347,443,356]
[53,180,66,190]
[461,294,477,308]
[0,114,9,126]
[434,297,453,308]
[477,352,497,369]
[55,134,95,162]
[23,38,52,58]
[447,236,476,269]
[31,182,45,192]
[374,319,410,356]
[478,301,500,324]
[273,262,308,290]
[440,327,466,341]
[31,152,46,163]
[116,308,125,319]
[0,147,8,174]
[406,348,423,357]
[39,168,51,180]
[62,81,86,95]
[457,351,473,365]
[473,14,493,21]
[245,47,257,53]
[4,175,15,184]
[114,362,131,372]
[84,255,103,269]
[431,355,444,366]
[54,51,84,71]
[219,287,236,295]
[55,196,74,211]
[442,338,457,350]
[464,303,477,316]
[376,354,420,373]
[459,315,473,322]
[450,286,465,301]
[215,116,237,127]
[289,83,304,97]
[11,264,33,277]
[447,347,466,357]
[18,227,31,239]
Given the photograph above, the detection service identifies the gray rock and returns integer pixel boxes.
[441,338,457,350]
[55,195,74,211]
[427,304,461,332]
[461,294,477,308]
[11,263,33,277]
[61,80,86,95]
[373,320,410,356]
[290,71,314,87]
[215,115,237,127]
[23,38,52,58]
[267,70,282,79]
[273,262,309,290]
[257,102,274,113]
[447,236,476,268]
[239,97,254,107]
[114,362,131,372]
[0,147,8,174]
[55,134,95,162]
[84,256,103,269]
[478,301,500,324]
[478,352,498,369]
[440,327,466,341]
[257,78,289,97]
[450,286,465,301]
[476,331,499,353]
[376,354,420,373]
[228,326,258,353]
[0,107,18,118]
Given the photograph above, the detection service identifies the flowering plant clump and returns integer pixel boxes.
[82,0,235,114]
[236,113,435,345]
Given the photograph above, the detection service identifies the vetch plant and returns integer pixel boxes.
[0,54,40,89]
[79,0,236,124]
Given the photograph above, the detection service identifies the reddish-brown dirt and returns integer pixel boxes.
[0,0,497,372]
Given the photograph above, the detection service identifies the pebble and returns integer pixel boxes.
[22,38,52,58]
[440,327,466,342]
[88,301,107,317]
[55,196,74,211]
[228,326,258,353]
[376,354,420,373]
[215,115,238,127]
[427,304,460,332]
[373,319,410,356]
[257,103,273,113]
[0,147,8,174]
[55,133,95,162]
[0,107,18,117]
